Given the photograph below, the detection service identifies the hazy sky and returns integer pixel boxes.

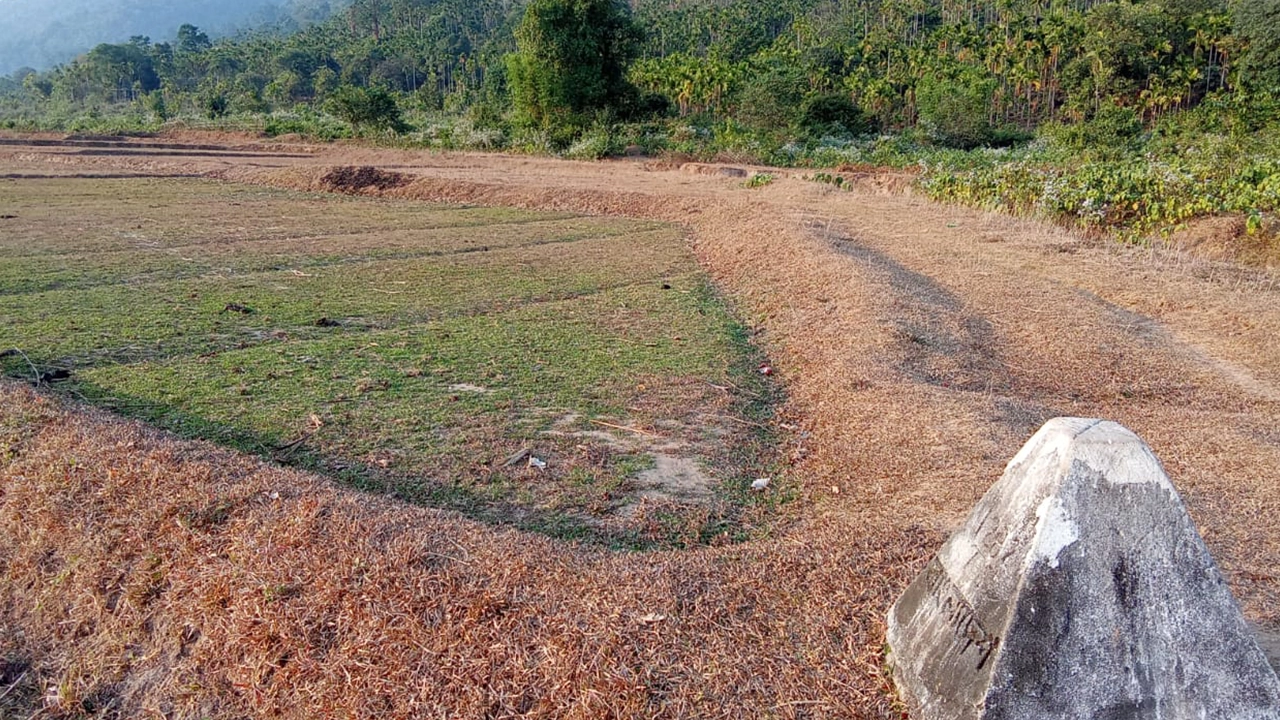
[0,0,333,75]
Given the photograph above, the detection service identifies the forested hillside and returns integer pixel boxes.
[0,0,343,76]
[2,0,1278,246]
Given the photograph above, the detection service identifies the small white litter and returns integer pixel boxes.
[528,457,548,471]
[751,478,770,491]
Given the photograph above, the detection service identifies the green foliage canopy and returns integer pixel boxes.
[326,84,405,131]
[506,0,642,140]
[916,67,997,149]
[0,0,1274,161]
[1236,0,1280,91]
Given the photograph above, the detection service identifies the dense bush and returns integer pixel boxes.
[326,85,405,132]
[735,65,806,132]
[919,148,1280,237]
[1041,102,1145,159]
[797,93,876,137]
[262,110,352,140]
[202,92,229,120]
[1236,0,1280,92]
[916,71,997,149]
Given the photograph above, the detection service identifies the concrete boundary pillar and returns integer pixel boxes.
[886,417,1280,720]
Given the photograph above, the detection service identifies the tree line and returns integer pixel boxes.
[2,0,1277,151]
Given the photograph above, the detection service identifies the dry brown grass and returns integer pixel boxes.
[1,383,925,719]
[1165,213,1280,269]
[3,134,1280,718]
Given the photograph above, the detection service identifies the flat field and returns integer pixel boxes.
[1,135,1278,719]
[0,176,777,547]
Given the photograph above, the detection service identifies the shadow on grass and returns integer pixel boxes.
[15,374,686,551]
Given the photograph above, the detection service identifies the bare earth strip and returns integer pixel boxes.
[1,135,1278,718]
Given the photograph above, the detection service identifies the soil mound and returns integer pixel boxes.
[321,165,410,192]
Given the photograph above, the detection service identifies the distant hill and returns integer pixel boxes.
[0,0,344,76]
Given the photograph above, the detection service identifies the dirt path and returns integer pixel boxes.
[2,134,1278,718]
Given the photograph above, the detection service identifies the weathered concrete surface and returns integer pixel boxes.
[886,417,1280,720]
[1253,623,1280,675]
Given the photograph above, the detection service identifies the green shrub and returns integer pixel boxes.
[919,151,1280,240]
[735,66,806,132]
[564,123,623,159]
[797,93,876,137]
[467,99,508,131]
[1236,0,1280,93]
[203,93,229,119]
[808,172,849,189]
[262,111,352,141]
[450,118,508,150]
[1042,101,1144,158]
[916,70,997,149]
[327,85,406,132]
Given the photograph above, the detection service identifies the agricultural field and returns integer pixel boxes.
[0,175,779,548]
[1,136,1279,718]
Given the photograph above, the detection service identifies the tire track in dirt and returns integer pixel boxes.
[217,151,1280,620]
[799,188,1280,616]
[256,156,1280,610]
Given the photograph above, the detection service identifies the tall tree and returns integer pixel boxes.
[176,24,212,55]
[506,0,642,138]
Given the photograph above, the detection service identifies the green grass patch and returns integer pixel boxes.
[0,176,784,548]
